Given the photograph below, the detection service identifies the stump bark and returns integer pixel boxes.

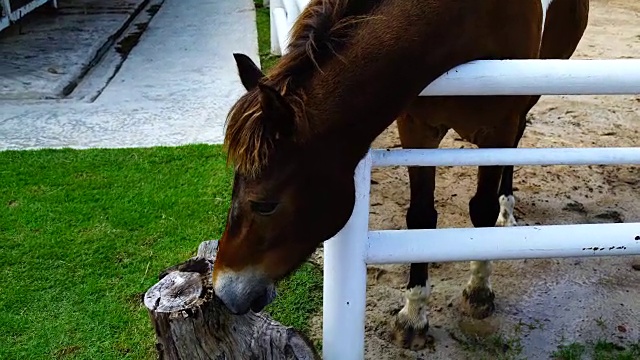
[144,240,320,360]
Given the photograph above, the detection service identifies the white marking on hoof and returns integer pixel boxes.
[396,283,430,329]
[466,260,492,291]
[496,194,517,227]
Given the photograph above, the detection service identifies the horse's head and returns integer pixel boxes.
[212,53,358,315]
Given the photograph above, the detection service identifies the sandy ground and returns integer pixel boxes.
[308,1,640,358]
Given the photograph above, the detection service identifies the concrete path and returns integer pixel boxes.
[0,0,259,150]
[0,0,146,100]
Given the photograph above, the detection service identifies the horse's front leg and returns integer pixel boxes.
[391,166,436,350]
[392,116,447,350]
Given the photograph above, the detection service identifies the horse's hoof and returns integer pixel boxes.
[390,286,432,350]
[391,317,432,350]
[461,286,495,320]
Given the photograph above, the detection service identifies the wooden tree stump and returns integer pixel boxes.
[144,240,321,360]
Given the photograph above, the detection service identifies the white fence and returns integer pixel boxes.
[0,0,57,33]
[265,1,640,359]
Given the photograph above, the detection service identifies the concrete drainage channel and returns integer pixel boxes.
[67,0,165,102]
[0,0,164,102]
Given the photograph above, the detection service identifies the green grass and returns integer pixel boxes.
[0,144,322,359]
[552,340,640,360]
[553,343,587,360]
[0,146,232,359]
[254,0,280,71]
[459,325,528,360]
[469,333,525,360]
[552,319,640,360]
[264,262,322,332]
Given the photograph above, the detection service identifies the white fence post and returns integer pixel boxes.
[270,0,310,56]
[282,0,300,29]
[322,152,372,360]
[294,0,308,14]
[271,0,290,55]
[269,0,283,55]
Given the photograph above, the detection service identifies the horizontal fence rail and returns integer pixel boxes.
[420,59,640,95]
[372,147,640,167]
[264,1,640,359]
[367,223,640,264]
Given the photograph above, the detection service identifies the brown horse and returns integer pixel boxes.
[213,0,589,350]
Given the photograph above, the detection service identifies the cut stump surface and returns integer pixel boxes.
[144,240,320,360]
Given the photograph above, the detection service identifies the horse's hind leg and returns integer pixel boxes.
[462,165,502,319]
[461,114,520,320]
[391,111,448,350]
[496,96,540,227]
[496,0,589,223]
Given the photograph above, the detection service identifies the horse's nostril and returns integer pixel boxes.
[249,286,277,313]
[219,296,251,315]
[250,291,269,313]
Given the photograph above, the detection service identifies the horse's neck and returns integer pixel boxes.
[301,3,477,166]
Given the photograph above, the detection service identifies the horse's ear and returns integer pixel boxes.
[257,83,295,139]
[233,53,264,91]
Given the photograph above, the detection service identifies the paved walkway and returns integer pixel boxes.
[0,0,147,100]
[0,0,259,150]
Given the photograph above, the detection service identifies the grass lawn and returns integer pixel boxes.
[0,3,323,359]
[552,339,640,360]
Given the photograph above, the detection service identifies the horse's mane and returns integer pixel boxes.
[224,0,381,177]
[269,0,379,86]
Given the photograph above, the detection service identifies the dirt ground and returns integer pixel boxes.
[308,1,640,358]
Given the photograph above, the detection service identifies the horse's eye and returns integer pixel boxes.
[249,201,279,216]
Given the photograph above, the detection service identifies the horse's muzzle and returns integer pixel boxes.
[214,269,277,315]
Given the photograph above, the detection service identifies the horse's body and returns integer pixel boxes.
[214,0,589,350]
